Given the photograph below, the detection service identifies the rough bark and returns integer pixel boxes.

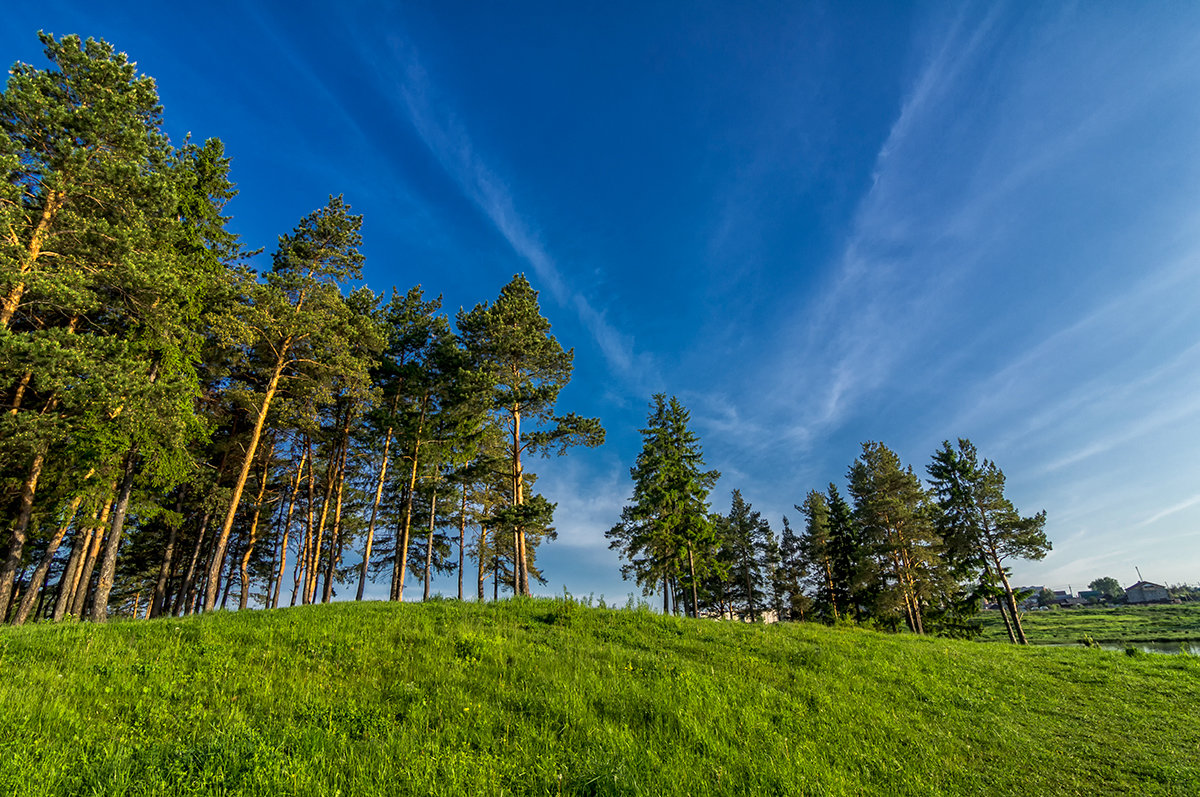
[12,494,84,625]
[358,419,394,601]
[239,442,275,610]
[306,451,336,605]
[458,484,467,601]
[90,449,139,622]
[174,508,211,616]
[293,438,315,607]
[993,550,1028,645]
[322,417,351,604]
[53,524,90,621]
[0,189,65,330]
[272,450,305,610]
[686,542,699,619]
[0,450,46,621]
[149,518,179,619]
[70,499,113,619]
[423,487,439,601]
[477,525,488,602]
[204,355,287,612]
[393,397,427,601]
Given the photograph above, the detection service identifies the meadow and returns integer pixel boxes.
[2,599,1197,796]
[979,603,1200,645]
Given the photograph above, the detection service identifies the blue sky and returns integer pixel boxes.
[5,2,1200,601]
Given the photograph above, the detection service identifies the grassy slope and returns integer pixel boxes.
[979,604,1200,644]
[2,599,1197,796]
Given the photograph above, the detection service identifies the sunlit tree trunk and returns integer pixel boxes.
[394,397,428,602]
[71,497,113,618]
[0,189,65,330]
[323,429,349,605]
[358,410,395,600]
[205,353,288,612]
[53,523,91,621]
[422,478,440,600]
[0,450,46,621]
[458,484,467,601]
[239,441,275,610]
[476,525,488,602]
[272,449,306,610]
[13,493,84,625]
[293,437,316,607]
[686,542,699,618]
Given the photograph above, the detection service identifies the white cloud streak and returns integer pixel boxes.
[390,45,651,388]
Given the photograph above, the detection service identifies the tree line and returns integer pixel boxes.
[608,396,1050,644]
[0,33,603,624]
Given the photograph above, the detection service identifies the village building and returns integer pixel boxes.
[1125,581,1170,604]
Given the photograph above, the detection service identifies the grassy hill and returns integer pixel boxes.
[2,599,1197,796]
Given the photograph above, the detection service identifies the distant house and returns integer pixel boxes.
[1125,581,1170,604]
[1077,590,1103,604]
[1015,588,1043,610]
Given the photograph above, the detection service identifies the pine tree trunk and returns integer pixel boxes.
[746,567,757,623]
[892,523,924,635]
[477,525,488,602]
[394,399,427,602]
[12,494,84,625]
[8,370,32,414]
[992,551,1028,644]
[239,442,275,610]
[306,430,341,604]
[358,419,394,601]
[293,438,316,607]
[149,495,185,619]
[0,189,65,330]
[90,449,139,622]
[983,562,1018,643]
[174,508,211,616]
[272,450,305,610]
[205,355,287,612]
[888,547,919,633]
[306,475,332,604]
[978,506,1027,645]
[512,528,519,596]
[512,406,531,597]
[458,484,466,601]
[323,418,351,604]
[53,523,90,621]
[150,518,179,619]
[422,484,438,600]
[71,499,113,619]
[687,542,699,618]
[0,450,46,622]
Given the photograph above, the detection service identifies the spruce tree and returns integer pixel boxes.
[717,490,772,622]
[607,395,719,616]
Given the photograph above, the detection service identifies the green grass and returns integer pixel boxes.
[980,603,1200,645]
[2,599,1198,796]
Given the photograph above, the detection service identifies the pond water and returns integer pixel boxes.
[1038,641,1200,655]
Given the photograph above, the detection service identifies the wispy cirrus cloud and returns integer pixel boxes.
[1137,494,1200,530]
[389,44,654,391]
